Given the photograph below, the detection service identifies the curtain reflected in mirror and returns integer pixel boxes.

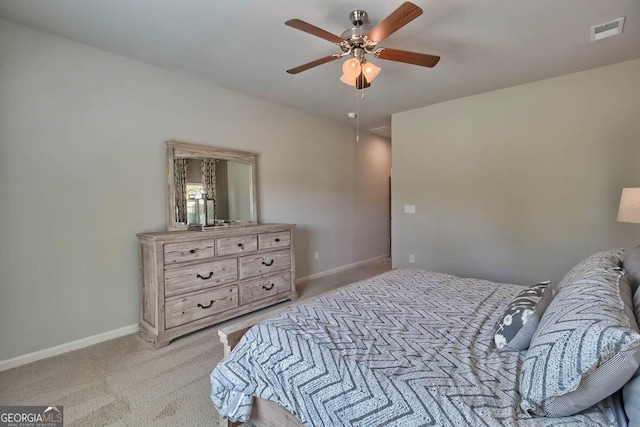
[173,158,188,224]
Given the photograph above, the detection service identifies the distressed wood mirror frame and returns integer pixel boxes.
[166,141,258,231]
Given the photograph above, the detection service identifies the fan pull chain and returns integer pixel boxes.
[356,85,359,142]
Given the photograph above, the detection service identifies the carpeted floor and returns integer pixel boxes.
[0,257,391,426]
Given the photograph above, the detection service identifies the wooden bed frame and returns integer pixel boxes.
[216,289,342,427]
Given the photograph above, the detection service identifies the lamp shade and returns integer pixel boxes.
[362,61,381,82]
[342,58,361,78]
[617,188,640,223]
[340,74,356,86]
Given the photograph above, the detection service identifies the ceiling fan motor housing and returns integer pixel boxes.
[349,10,367,26]
[341,10,376,58]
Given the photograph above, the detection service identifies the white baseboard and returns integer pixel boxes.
[0,255,390,372]
[0,323,138,372]
[296,254,390,285]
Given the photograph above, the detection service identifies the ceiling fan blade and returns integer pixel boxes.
[376,48,440,67]
[286,55,341,74]
[285,19,344,44]
[366,2,423,43]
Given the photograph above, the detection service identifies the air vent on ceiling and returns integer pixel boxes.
[590,17,625,42]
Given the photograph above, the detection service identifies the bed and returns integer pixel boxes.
[211,250,639,427]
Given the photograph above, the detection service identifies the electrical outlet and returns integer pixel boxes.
[314,251,320,260]
[409,254,415,264]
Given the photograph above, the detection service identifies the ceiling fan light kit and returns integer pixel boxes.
[284,1,441,87]
[340,57,381,87]
[285,1,439,140]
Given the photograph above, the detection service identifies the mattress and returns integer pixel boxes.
[210,268,621,426]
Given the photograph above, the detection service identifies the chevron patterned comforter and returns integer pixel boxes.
[210,268,620,426]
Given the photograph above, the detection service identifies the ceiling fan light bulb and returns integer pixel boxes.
[342,58,361,78]
[340,74,356,86]
[362,61,381,82]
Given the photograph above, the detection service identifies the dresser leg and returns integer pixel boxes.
[138,331,171,349]
[151,339,171,349]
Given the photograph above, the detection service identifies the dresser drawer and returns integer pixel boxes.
[258,231,291,250]
[165,286,238,329]
[216,235,258,256]
[164,240,215,265]
[240,273,291,305]
[239,249,291,280]
[164,258,237,297]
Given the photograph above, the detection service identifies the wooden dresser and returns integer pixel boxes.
[137,223,297,348]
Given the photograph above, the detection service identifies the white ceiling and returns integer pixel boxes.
[1,0,639,134]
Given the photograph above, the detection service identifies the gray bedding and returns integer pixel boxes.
[210,268,621,426]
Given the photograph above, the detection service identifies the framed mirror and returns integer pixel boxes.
[166,141,258,231]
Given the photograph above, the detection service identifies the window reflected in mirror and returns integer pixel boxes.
[173,158,252,227]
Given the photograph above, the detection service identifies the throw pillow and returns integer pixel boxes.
[519,250,640,417]
[494,281,552,352]
[555,248,624,293]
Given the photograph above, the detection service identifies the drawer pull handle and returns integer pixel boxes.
[196,272,214,280]
[262,260,274,266]
[189,249,196,254]
[262,283,275,291]
[275,238,280,242]
[197,300,215,309]
[238,243,244,248]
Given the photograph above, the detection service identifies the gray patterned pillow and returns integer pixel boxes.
[555,249,624,293]
[623,277,640,426]
[519,249,640,417]
[494,282,552,352]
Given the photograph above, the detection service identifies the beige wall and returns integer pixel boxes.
[0,19,391,360]
[393,59,640,286]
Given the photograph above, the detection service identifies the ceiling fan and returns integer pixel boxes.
[285,2,440,89]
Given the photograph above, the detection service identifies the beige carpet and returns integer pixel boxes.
[0,258,391,426]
